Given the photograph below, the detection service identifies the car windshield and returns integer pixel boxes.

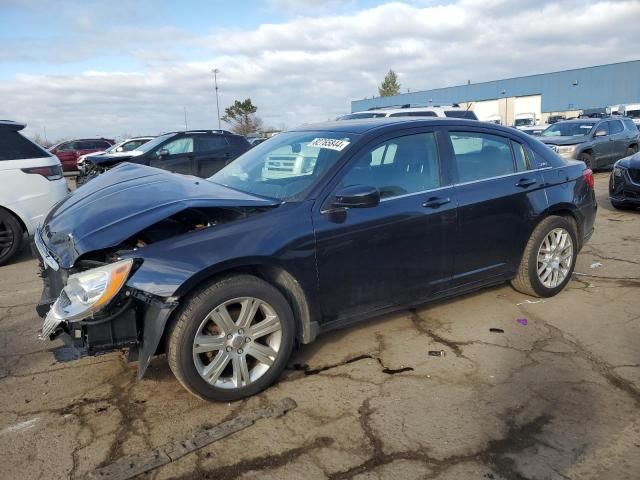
[208,131,358,201]
[541,122,594,137]
[131,133,173,153]
[338,113,387,120]
[444,110,478,120]
[514,118,533,126]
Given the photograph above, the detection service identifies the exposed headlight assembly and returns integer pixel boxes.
[613,166,625,177]
[41,259,133,338]
[556,145,577,155]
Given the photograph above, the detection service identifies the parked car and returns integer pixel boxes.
[77,136,154,174]
[49,138,115,172]
[539,117,639,169]
[248,137,267,148]
[609,152,640,209]
[547,115,566,124]
[77,130,250,183]
[35,118,596,401]
[338,105,478,120]
[519,124,548,137]
[0,121,68,265]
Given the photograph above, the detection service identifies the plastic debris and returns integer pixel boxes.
[489,328,504,333]
[428,350,446,357]
[590,262,603,269]
[516,299,545,306]
[517,318,528,326]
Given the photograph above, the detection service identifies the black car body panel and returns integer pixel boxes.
[43,163,279,268]
[35,118,597,378]
[609,152,640,206]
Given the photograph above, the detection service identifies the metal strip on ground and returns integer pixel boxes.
[83,397,297,480]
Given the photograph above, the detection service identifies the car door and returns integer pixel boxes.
[608,120,627,163]
[195,135,232,177]
[312,129,457,324]
[53,141,79,171]
[591,121,612,167]
[148,136,195,175]
[443,128,548,287]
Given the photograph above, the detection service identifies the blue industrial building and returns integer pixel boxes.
[351,60,640,117]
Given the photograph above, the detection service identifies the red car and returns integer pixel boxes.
[49,138,115,172]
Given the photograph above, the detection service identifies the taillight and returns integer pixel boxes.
[21,165,63,181]
[582,168,594,189]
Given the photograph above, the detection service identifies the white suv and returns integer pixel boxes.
[0,121,68,265]
[338,105,478,120]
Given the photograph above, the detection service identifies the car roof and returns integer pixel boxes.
[0,120,26,131]
[361,106,466,115]
[290,117,520,136]
[558,118,599,124]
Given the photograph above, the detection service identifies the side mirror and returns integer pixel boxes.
[157,148,169,158]
[594,130,607,137]
[332,185,380,209]
[115,146,124,152]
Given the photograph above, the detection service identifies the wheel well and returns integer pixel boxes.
[545,209,582,249]
[167,264,318,347]
[581,149,593,157]
[0,206,27,233]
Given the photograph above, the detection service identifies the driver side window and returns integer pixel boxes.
[340,132,441,199]
[161,137,194,156]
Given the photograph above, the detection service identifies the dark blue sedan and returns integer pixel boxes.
[35,118,597,401]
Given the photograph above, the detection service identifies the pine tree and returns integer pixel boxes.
[378,69,401,97]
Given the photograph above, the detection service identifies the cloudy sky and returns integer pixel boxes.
[1,0,639,141]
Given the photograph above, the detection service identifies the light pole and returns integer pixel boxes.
[212,69,221,129]
[501,89,507,126]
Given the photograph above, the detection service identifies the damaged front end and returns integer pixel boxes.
[34,163,279,377]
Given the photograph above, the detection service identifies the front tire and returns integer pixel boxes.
[511,216,578,298]
[167,274,295,402]
[579,151,594,169]
[0,209,22,266]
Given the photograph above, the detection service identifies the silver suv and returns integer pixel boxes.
[338,105,478,121]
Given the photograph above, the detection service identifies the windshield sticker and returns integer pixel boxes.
[580,125,592,129]
[308,138,350,151]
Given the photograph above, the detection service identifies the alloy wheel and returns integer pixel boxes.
[192,297,282,389]
[536,228,574,289]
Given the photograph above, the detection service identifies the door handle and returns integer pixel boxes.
[515,178,537,188]
[422,196,451,208]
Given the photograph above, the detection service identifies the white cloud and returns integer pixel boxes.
[1,0,639,140]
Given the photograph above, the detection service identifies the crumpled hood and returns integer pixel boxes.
[539,135,589,146]
[617,151,640,169]
[42,163,278,268]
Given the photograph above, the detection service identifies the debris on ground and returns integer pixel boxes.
[516,299,545,306]
[489,328,504,333]
[84,398,297,480]
[517,318,528,326]
[428,350,446,357]
[590,262,603,269]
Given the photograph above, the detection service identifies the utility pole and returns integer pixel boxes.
[184,106,188,130]
[212,69,221,129]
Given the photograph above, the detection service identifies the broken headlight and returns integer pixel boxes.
[41,259,133,338]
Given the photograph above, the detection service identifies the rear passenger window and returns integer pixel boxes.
[448,132,515,182]
[511,141,530,171]
[609,120,624,134]
[0,130,50,161]
[623,119,637,131]
[195,136,229,152]
[340,132,441,199]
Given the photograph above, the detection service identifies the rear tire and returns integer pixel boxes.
[511,216,578,298]
[0,209,22,266]
[579,151,594,169]
[167,274,295,402]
